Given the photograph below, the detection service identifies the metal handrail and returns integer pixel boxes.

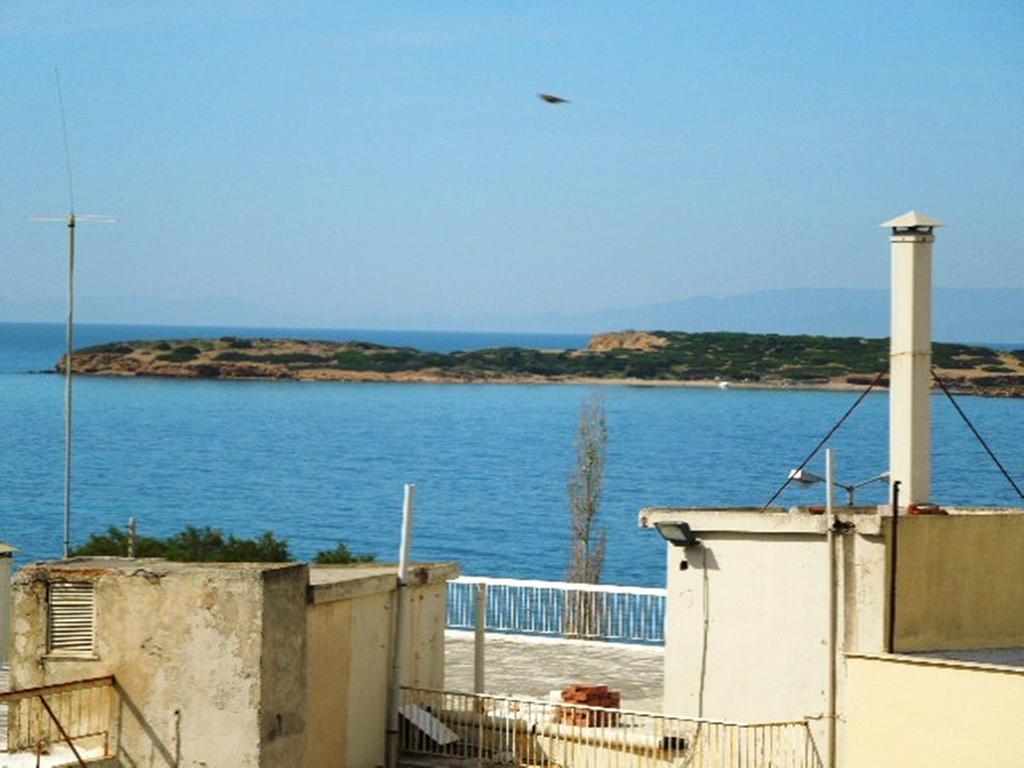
[2,674,115,760]
[0,675,114,705]
[448,576,667,643]
[453,575,665,597]
[402,686,795,727]
[399,686,823,768]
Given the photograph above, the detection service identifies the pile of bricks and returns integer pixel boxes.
[557,684,621,727]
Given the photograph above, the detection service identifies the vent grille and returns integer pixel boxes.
[48,582,95,654]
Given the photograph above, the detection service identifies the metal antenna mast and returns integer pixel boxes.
[29,68,115,558]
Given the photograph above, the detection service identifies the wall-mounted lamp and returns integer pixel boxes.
[654,522,701,548]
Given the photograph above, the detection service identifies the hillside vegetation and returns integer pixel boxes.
[58,331,1024,397]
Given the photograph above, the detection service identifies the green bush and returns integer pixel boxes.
[157,351,199,363]
[215,351,255,362]
[71,526,167,558]
[216,352,328,365]
[155,344,202,363]
[71,525,292,562]
[313,542,376,565]
[221,337,254,349]
[334,350,373,370]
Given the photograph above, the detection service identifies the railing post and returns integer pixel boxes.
[473,582,487,693]
[38,695,87,767]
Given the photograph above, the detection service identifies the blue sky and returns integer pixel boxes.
[2,2,1022,328]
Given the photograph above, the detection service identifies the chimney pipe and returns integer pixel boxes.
[882,210,943,505]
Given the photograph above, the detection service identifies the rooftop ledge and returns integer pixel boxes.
[13,558,461,606]
[639,505,1024,537]
[308,562,459,605]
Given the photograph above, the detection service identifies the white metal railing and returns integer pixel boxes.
[400,687,823,768]
[448,576,666,644]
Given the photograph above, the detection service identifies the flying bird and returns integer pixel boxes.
[538,93,571,104]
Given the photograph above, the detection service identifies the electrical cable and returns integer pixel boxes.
[54,68,75,214]
[758,372,885,512]
[932,370,1024,500]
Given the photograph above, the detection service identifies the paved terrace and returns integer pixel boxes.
[444,631,664,713]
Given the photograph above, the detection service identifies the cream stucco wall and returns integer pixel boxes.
[891,513,1024,651]
[647,507,1024,768]
[664,532,830,724]
[10,559,309,767]
[305,564,454,768]
[663,529,831,753]
[844,653,1024,767]
[307,597,352,767]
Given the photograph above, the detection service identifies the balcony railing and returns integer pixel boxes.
[448,576,666,644]
[400,687,823,768]
[0,675,115,764]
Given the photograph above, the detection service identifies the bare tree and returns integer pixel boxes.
[567,394,607,585]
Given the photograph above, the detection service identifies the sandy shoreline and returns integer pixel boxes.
[45,368,897,394]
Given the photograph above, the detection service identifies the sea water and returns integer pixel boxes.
[1,322,1021,585]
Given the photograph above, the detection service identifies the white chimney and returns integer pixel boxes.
[882,210,943,505]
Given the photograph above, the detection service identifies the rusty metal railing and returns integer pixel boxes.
[0,675,115,765]
[400,687,823,768]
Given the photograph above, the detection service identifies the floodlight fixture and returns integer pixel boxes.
[654,522,702,548]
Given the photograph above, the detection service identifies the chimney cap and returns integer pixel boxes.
[880,210,944,229]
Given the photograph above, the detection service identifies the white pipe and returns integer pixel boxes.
[386,483,416,768]
[825,449,837,768]
[397,484,415,582]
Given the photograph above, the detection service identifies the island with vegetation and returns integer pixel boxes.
[57,330,1024,397]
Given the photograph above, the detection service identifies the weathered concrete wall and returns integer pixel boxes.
[261,564,309,767]
[844,653,1024,767]
[0,552,12,662]
[891,513,1024,650]
[10,559,308,768]
[9,559,455,768]
[403,577,448,690]
[839,526,888,656]
[305,565,454,768]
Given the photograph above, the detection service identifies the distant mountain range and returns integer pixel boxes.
[529,287,1024,344]
[3,287,1022,345]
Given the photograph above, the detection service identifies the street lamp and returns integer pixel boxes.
[788,467,889,505]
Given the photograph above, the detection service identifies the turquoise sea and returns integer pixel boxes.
[1,322,1021,586]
